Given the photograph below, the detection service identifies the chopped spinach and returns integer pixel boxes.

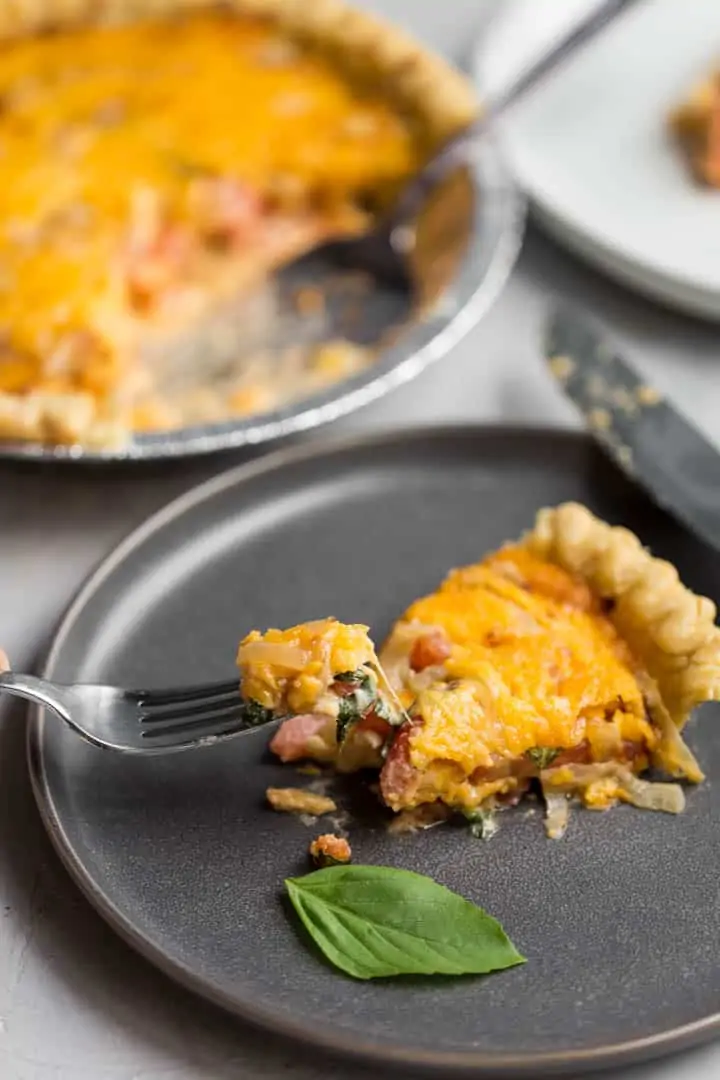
[334,670,367,686]
[462,807,498,840]
[526,746,561,770]
[240,699,275,729]
[334,669,380,744]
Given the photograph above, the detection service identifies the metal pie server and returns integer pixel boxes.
[544,304,720,551]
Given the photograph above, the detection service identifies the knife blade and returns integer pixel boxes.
[544,304,720,552]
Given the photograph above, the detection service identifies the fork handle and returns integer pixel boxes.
[0,670,76,722]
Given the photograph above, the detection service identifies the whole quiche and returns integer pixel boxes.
[0,0,478,447]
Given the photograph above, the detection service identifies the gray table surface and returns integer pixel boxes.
[2,2,720,1078]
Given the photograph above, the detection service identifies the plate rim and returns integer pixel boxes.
[472,0,720,323]
[26,422,720,1077]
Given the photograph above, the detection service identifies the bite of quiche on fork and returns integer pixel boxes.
[238,503,720,838]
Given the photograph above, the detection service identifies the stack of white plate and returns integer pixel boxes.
[474,0,720,320]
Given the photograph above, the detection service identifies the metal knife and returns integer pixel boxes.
[544,304,720,551]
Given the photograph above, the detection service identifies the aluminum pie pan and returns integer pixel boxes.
[0,138,526,463]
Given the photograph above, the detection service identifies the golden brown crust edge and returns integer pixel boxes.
[0,0,478,146]
[523,502,720,728]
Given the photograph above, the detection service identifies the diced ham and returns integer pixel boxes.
[379,724,650,812]
[409,630,451,672]
[551,743,591,768]
[551,740,646,769]
[269,713,332,763]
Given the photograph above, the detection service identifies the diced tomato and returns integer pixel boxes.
[187,176,263,246]
[269,713,330,763]
[355,708,392,741]
[379,718,422,807]
[409,631,451,672]
[125,225,193,311]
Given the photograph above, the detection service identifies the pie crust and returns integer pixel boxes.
[0,0,477,146]
[0,1,478,449]
[523,502,720,728]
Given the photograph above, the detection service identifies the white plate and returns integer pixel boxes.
[474,0,720,320]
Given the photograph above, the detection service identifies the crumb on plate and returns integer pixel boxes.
[309,833,352,867]
[266,787,337,816]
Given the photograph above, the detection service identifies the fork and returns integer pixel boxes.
[0,671,279,753]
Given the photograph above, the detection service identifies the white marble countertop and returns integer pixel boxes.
[2,1,720,1077]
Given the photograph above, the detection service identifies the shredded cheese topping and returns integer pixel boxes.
[0,11,417,432]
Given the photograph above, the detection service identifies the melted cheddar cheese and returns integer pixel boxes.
[0,10,418,435]
[263,508,710,834]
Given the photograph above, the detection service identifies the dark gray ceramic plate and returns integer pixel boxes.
[28,427,720,1077]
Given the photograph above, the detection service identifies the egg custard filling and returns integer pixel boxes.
[0,0,476,448]
[238,504,720,837]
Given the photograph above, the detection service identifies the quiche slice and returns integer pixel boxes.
[0,0,477,448]
[244,504,720,838]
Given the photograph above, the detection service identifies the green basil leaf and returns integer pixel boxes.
[526,746,561,770]
[285,865,525,980]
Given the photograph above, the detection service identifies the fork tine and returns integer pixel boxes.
[134,678,239,707]
[139,690,241,725]
[138,706,253,741]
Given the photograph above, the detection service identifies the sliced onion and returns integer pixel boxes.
[543,762,686,816]
[653,721,704,784]
[237,642,308,670]
[616,771,685,814]
[543,789,570,839]
[636,671,704,783]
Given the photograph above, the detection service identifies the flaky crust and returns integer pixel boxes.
[0,0,477,146]
[524,502,720,728]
